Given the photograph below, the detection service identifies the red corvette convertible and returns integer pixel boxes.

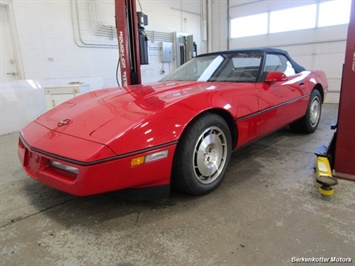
[18,48,328,197]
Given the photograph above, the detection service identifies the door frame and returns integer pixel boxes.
[1,1,24,80]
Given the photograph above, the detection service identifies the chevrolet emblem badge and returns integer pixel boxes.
[58,119,71,127]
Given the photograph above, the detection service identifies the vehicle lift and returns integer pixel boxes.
[114,0,148,86]
[315,0,355,196]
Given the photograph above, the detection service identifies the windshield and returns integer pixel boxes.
[162,52,263,82]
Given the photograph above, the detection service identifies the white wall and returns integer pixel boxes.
[0,0,202,135]
[210,0,349,103]
[5,0,202,87]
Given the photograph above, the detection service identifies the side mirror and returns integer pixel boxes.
[265,71,288,83]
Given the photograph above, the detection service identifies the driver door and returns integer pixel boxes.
[256,53,308,137]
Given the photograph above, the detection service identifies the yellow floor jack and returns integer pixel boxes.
[315,131,338,196]
[315,154,338,196]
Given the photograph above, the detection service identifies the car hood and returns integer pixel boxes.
[35,81,219,144]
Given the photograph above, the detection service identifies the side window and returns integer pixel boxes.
[283,60,296,76]
[211,53,262,82]
[264,54,296,76]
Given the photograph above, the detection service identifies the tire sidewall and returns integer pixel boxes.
[306,90,322,133]
[175,113,232,195]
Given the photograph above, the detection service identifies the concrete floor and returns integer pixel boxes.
[0,103,354,266]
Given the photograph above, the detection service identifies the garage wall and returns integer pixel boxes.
[0,0,202,135]
[210,0,349,103]
[5,0,202,86]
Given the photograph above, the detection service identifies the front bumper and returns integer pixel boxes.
[18,134,176,196]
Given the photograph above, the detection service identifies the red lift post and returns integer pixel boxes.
[114,0,142,86]
[333,0,355,181]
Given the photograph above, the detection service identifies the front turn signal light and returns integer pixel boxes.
[130,156,145,167]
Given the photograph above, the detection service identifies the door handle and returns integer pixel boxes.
[6,72,17,77]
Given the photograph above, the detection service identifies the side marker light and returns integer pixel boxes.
[130,150,169,167]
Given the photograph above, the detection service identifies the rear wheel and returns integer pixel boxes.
[290,90,322,133]
[171,113,232,195]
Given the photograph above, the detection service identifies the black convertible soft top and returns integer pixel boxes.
[198,47,306,73]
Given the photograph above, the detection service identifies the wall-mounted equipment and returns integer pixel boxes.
[137,11,149,65]
[44,83,89,110]
[162,42,173,63]
[137,12,148,27]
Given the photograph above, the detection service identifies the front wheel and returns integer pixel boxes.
[171,113,232,195]
[290,90,322,133]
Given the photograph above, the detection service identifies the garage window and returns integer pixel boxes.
[269,4,317,34]
[230,13,268,38]
[230,0,352,38]
[318,0,352,27]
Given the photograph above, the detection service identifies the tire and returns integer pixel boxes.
[290,90,322,134]
[171,113,232,195]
